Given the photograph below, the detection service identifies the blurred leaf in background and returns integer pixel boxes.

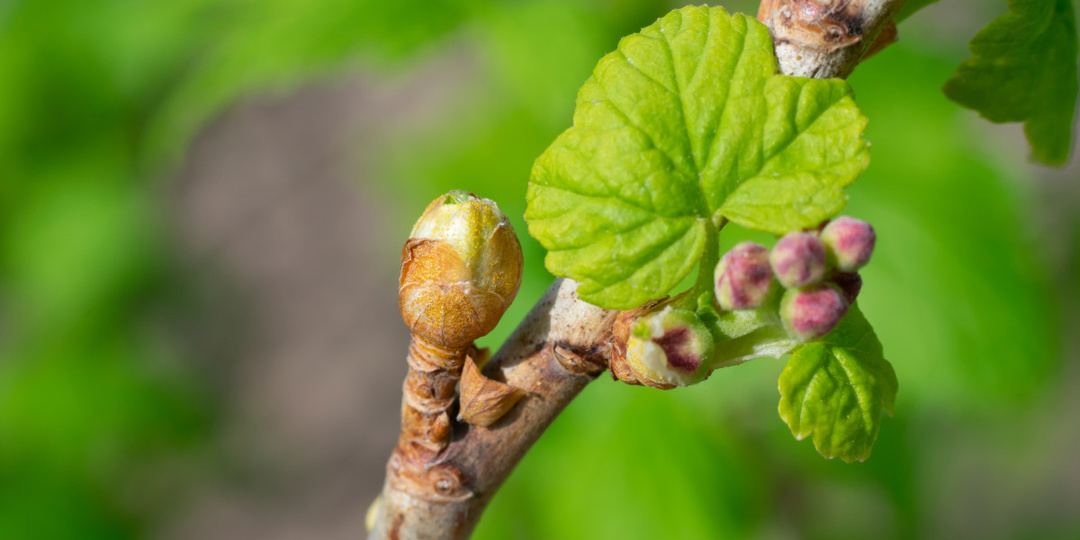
[0,0,484,538]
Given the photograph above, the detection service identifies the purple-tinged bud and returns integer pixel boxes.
[780,284,849,342]
[830,271,863,304]
[623,307,714,388]
[820,216,876,272]
[715,241,774,311]
[770,232,827,289]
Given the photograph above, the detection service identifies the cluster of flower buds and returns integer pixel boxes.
[610,301,714,389]
[714,216,875,342]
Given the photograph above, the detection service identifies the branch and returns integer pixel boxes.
[368,279,617,539]
[368,1,907,538]
[758,0,907,78]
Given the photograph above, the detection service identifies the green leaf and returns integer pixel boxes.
[943,0,1079,166]
[896,0,939,22]
[526,6,869,309]
[778,306,897,462]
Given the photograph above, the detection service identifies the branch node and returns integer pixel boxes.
[552,343,607,376]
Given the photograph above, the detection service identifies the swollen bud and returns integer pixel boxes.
[770,232,827,289]
[820,216,876,272]
[780,284,849,342]
[715,241,774,311]
[623,307,714,388]
[399,190,523,349]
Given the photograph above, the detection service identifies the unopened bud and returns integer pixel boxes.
[715,241,774,311]
[830,271,863,304]
[399,190,523,349]
[624,307,714,388]
[820,216,875,272]
[770,232,827,288]
[780,284,849,342]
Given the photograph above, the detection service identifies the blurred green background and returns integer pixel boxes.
[1,0,1079,538]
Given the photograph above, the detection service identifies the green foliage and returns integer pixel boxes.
[526,6,868,309]
[850,46,1060,405]
[778,306,898,462]
[896,0,940,22]
[944,0,1079,165]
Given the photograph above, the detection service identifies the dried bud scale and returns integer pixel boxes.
[780,284,850,342]
[458,354,527,427]
[820,216,876,272]
[715,241,775,311]
[770,232,827,288]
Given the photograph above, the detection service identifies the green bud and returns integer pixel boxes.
[623,307,715,388]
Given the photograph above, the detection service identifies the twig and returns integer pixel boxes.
[369,279,617,539]
[758,0,907,79]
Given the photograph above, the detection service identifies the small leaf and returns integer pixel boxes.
[778,305,897,462]
[944,0,1078,165]
[526,6,869,309]
[459,356,527,427]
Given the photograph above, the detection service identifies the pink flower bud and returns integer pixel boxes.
[715,241,774,311]
[780,284,849,342]
[831,271,863,304]
[820,216,876,272]
[770,232,827,288]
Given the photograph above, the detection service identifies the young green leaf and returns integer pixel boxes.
[526,6,869,309]
[778,306,897,462]
[944,0,1078,166]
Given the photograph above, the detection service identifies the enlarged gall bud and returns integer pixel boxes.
[820,216,876,272]
[399,190,523,349]
[780,284,849,342]
[623,307,714,388]
[770,232,827,288]
[715,241,774,311]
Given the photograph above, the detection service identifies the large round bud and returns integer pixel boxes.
[399,190,523,349]
[820,216,876,272]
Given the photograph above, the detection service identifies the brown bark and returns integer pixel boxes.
[369,279,617,539]
[369,1,908,537]
[758,0,908,79]
[399,338,467,454]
